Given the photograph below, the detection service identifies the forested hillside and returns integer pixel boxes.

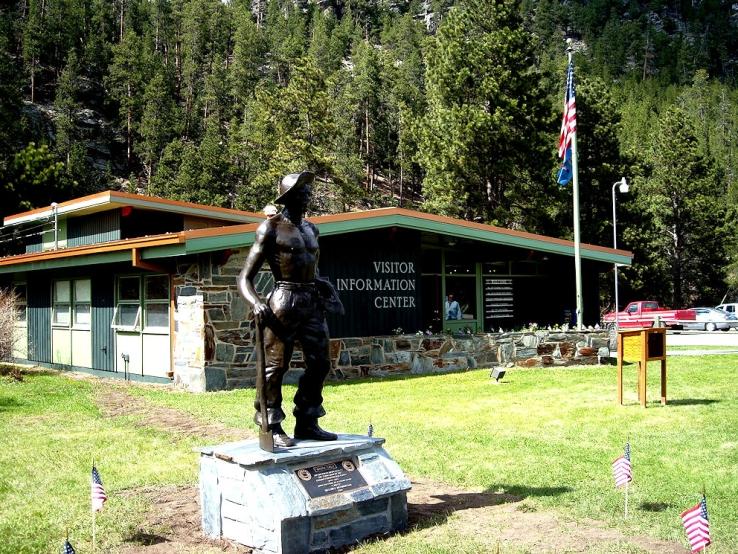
[1,0,737,307]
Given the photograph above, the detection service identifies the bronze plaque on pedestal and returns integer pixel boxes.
[295,459,368,498]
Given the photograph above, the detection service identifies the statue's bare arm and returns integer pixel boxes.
[308,221,320,270]
[238,222,271,317]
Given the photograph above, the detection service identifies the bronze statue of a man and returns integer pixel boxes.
[238,171,341,448]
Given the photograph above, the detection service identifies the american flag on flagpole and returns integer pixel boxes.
[61,539,76,554]
[557,60,577,185]
[612,442,632,488]
[681,496,711,553]
[91,465,108,512]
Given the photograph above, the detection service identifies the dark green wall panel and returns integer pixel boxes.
[321,229,422,338]
[27,276,51,363]
[68,211,121,247]
[92,273,115,372]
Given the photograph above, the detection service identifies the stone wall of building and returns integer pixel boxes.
[173,249,306,391]
[172,250,613,391]
[328,331,613,381]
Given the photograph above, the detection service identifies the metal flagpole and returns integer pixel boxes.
[567,43,583,330]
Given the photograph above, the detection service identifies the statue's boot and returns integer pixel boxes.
[294,419,338,441]
[270,423,295,448]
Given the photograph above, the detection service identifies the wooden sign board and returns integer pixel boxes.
[617,327,667,408]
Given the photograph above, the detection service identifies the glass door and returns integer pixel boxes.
[443,254,481,333]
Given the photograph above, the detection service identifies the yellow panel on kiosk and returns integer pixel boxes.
[621,333,642,362]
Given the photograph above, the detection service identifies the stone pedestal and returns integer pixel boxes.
[199,435,411,553]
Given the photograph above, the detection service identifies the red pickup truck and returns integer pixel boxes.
[602,301,696,329]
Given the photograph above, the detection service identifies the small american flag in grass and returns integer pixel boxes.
[61,539,76,554]
[681,496,711,553]
[612,442,632,488]
[91,465,108,512]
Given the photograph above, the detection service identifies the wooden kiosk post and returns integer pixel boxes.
[616,327,667,407]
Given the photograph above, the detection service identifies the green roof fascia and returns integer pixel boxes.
[317,214,632,265]
[184,230,257,254]
[140,243,187,260]
[170,213,632,265]
[0,250,132,274]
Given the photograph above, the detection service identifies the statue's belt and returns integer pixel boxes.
[274,281,316,291]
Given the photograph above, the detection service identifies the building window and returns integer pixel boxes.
[112,276,141,330]
[52,280,71,326]
[112,275,169,332]
[144,275,169,331]
[53,279,91,328]
[13,284,27,324]
[482,262,509,275]
[73,279,91,327]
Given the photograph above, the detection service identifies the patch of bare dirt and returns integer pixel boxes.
[0,363,24,381]
[407,480,686,553]
[95,384,252,443]
[116,485,250,553]
[115,480,686,553]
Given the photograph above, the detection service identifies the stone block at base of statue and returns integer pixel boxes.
[199,434,411,554]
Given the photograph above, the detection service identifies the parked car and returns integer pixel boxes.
[683,307,737,331]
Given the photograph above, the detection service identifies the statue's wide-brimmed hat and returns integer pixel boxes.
[275,171,315,204]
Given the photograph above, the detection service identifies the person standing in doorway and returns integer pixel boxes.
[445,293,462,320]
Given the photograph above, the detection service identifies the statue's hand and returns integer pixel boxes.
[253,302,274,328]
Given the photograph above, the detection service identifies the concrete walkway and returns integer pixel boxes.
[666,330,738,355]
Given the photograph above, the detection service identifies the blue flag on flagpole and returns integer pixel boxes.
[557,147,573,185]
[557,61,577,185]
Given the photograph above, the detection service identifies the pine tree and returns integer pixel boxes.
[137,67,180,183]
[264,0,307,86]
[308,8,341,75]
[231,9,266,106]
[149,138,184,198]
[571,76,630,248]
[22,0,44,103]
[269,58,336,179]
[350,37,383,191]
[0,8,22,173]
[230,91,279,211]
[380,13,426,206]
[83,0,116,80]
[107,28,149,169]
[2,143,66,218]
[416,0,553,228]
[54,51,80,169]
[196,119,232,206]
[638,105,731,306]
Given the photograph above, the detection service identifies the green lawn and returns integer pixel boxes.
[2,357,738,552]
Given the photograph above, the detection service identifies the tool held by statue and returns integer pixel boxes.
[255,314,274,452]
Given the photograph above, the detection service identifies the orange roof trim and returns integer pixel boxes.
[3,190,263,225]
[182,207,632,258]
[0,232,185,267]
